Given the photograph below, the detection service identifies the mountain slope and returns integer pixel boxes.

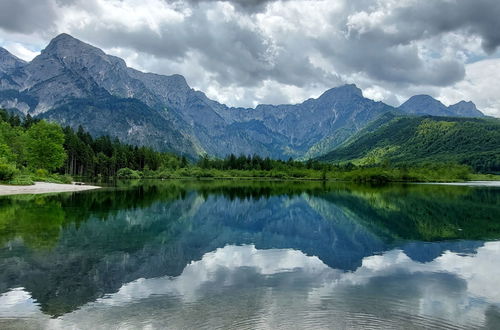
[317,115,500,172]
[38,95,201,157]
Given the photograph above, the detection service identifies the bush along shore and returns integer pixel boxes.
[1,109,497,185]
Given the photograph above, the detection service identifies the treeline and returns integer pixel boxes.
[192,153,479,183]
[0,109,187,183]
[197,154,327,171]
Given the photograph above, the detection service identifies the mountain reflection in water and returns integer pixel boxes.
[0,180,499,329]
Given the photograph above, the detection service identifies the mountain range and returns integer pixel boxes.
[0,33,486,159]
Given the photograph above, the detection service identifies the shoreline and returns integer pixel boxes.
[419,180,500,187]
[1,179,498,197]
[0,182,101,196]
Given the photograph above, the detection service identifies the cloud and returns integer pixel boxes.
[387,0,500,54]
[0,0,499,112]
[174,0,300,13]
[0,42,39,62]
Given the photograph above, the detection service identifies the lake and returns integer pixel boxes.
[0,180,499,329]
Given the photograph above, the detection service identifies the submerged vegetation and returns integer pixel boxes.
[0,109,498,185]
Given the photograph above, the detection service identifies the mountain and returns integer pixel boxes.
[317,114,500,172]
[399,95,485,117]
[0,33,487,159]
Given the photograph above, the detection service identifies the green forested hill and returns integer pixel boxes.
[317,114,500,173]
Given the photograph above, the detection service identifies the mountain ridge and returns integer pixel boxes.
[399,94,484,117]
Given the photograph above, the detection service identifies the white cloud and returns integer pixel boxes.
[0,42,39,61]
[439,58,500,117]
[0,287,42,318]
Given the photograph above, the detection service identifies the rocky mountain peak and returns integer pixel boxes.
[402,94,445,107]
[449,100,484,117]
[319,84,363,101]
[41,33,109,62]
[399,95,449,116]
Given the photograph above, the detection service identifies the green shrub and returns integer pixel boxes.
[34,169,49,178]
[116,168,142,179]
[55,174,73,184]
[174,168,192,177]
[0,163,18,181]
[157,170,172,179]
[8,175,34,185]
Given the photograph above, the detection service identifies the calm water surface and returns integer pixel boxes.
[0,180,499,329]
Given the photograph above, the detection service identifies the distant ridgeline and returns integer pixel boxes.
[0,33,490,163]
[317,113,500,173]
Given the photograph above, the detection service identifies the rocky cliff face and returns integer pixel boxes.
[0,34,486,159]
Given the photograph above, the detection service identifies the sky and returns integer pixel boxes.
[0,0,499,117]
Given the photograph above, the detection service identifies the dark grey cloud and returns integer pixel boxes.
[392,0,500,53]
[346,0,500,54]
[316,30,466,87]
[0,0,58,34]
[173,0,291,13]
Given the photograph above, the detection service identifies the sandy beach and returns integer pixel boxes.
[0,182,101,196]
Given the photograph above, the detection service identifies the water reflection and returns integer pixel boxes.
[0,180,499,328]
[2,243,500,329]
